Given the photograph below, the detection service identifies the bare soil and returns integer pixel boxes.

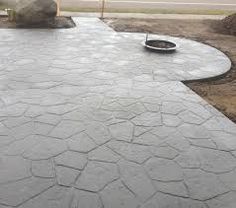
[0,15,16,28]
[0,16,75,28]
[104,18,236,123]
[221,13,236,36]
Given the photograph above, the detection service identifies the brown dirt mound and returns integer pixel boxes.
[0,16,76,28]
[221,13,236,36]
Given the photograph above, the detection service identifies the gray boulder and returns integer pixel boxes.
[15,0,57,25]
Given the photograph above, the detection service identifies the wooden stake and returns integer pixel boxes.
[101,0,105,19]
[57,0,61,16]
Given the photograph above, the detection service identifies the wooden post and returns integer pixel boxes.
[57,0,61,16]
[6,9,16,22]
[101,0,105,19]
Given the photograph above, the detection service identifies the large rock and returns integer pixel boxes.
[15,0,57,25]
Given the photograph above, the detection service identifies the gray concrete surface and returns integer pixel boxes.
[0,18,235,208]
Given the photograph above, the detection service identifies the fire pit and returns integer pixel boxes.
[143,34,177,53]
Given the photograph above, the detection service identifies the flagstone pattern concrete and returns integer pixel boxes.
[0,18,235,208]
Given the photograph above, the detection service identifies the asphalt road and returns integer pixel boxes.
[60,0,236,11]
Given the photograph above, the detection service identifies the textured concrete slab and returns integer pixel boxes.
[0,17,235,208]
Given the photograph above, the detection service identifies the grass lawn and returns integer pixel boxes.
[61,7,234,15]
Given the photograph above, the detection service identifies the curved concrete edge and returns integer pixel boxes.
[119,32,232,82]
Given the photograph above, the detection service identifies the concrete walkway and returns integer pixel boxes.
[0,18,235,208]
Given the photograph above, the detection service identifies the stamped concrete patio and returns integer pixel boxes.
[0,17,236,208]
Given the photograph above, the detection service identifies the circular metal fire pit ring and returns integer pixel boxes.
[142,33,178,53]
[142,39,178,53]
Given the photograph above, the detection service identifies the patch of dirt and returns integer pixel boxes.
[104,18,236,123]
[0,16,76,28]
[221,13,236,36]
[0,15,16,28]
